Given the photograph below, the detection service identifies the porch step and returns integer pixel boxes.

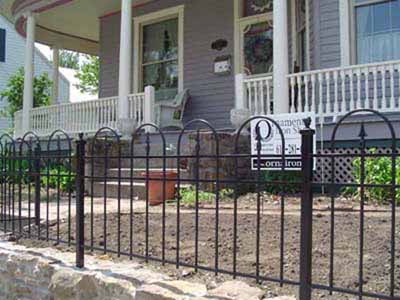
[107,158,180,169]
[91,181,190,200]
[106,168,189,179]
[91,181,147,200]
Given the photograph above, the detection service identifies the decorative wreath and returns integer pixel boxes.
[244,23,273,73]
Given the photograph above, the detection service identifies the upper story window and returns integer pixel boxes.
[0,28,5,63]
[354,0,400,64]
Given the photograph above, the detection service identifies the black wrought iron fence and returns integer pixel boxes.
[0,109,398,300]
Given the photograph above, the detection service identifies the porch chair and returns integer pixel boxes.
[154,89,190,129]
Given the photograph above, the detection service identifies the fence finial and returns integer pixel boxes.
[358,122,367,139]
[303,117,312,129]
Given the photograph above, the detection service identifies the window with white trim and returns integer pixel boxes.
[353,0,400,64]
[141,18,178,101]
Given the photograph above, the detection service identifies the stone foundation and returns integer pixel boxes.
[186,132,253,193]
[0,237,294,300]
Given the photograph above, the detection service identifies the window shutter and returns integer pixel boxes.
[0,29,6,62]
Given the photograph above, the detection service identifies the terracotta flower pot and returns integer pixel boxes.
[141,171,177,206]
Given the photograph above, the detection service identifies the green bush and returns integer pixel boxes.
[347,150,400,205]
[262,171,302,194]
[41,166,75,193]
[179,186,233,207]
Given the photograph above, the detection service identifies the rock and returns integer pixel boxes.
[49,269,84,300]
[266,297,296,300]
[94,273,136,300]
[136,284,183,300]
[181,268,195,278]
[157,280,208,297]
[208,280,264,300]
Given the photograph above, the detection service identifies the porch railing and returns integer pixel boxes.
[243,75,273,115]
[288,60,400,118]
[14,92,147,137]
[241,60,400,119]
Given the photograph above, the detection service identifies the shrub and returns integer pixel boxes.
[0,68,51,119]
[347,150,400,205]
[262,171,302,195]
[41,165,75,193]
[179,186,233,207]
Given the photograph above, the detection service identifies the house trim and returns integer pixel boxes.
[339,0,351,66]
[133,5,184,94]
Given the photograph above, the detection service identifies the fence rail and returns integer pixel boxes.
[0,109,399,300]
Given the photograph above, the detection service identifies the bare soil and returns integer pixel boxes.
[10,196,400,300]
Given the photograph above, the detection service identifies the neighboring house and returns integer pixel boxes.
[0,0,399,142]
[59,67,98,103]
[0,14,69,132]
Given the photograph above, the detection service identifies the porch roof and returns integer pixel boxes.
[0,0,151,55]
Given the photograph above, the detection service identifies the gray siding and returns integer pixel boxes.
[311,0,341,69]
[99,0,351,128]
[100,0,236,128]
[99,14,121,99]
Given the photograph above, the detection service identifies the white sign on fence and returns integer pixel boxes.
[250,112,316,170]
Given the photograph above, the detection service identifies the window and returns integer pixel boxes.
[133,6,184,102]
[0,28,5,63]
[141,18,178,101]
[242,21,273,75]
[354,0,400,64]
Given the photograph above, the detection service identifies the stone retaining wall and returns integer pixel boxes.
[0,238,294,300]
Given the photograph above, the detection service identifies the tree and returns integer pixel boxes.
[75,55,99,95]
[59,50,80,70]
[0,68,52,118]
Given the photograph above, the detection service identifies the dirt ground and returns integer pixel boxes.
[6,195,400,300]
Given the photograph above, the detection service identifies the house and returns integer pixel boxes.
[0,14,70,133]
[0,0,399,143]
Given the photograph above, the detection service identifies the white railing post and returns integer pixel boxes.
[144,86,155,132]
[22,12,36,133]
[52,46,59,105]
[235,73,246,110]
[231,73,251,129]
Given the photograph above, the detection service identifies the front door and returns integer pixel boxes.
[239,17,273,76]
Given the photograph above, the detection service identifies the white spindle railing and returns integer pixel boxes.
[14,93,146,137]
[128,92,145,125]
[243,75,273,115]
[288,60,400,118]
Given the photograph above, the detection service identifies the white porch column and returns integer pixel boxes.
[273,0,290,114]
[52,46,59,104]
[118,0,132,120]
[22,12,36,132]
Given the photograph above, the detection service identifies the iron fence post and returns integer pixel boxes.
[34,145,41,227]
[299,120,315,300]
[76,133,86,268]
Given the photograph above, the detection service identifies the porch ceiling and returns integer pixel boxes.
[0,0,152,55]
